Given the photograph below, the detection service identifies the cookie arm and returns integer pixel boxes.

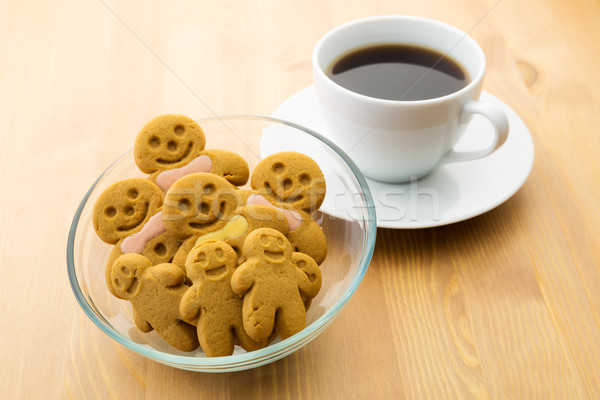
[231,261,255,296]
[298,272,313,298]
[202,149,250,186]
[151,263,186,287]
[292,252,322,299]
[288,219,328,265]
[179,286,202,325]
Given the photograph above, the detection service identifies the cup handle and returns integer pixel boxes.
[441,99,509,164]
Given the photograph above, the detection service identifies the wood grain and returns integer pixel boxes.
[1,0,599,398]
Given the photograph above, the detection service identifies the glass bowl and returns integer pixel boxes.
[67,115,376,372]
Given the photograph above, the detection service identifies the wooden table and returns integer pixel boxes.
[2,0,599,398]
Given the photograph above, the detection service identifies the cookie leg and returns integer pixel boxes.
[198,318,235,357]
[232,325,269,352]
[275,301,306,339]
[243,302,276,342]
[160,320,200,353]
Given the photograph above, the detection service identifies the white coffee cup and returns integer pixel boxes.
[312,16,509,183]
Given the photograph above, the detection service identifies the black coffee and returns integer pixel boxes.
[326,44,470,101]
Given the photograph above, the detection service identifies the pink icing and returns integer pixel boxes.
[121,211,167,254]
[246,194,302,231]
[155,154,212,191]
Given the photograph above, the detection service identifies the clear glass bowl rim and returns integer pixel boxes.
[66,115,377,370]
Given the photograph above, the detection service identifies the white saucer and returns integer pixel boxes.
[269,86,534,229]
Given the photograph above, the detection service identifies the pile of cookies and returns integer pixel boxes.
[92,114,328,356]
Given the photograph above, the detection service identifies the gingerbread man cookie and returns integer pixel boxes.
[249,152,328,264]
[134,114,206,174]
[161,172,242,240]
[231,228,319,341]
[109,254,199,352]
[93,178,163,244]
[179,240,270,356]
[134,114,249,189]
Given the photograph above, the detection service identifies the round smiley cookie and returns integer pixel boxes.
[134,114,206,174]
[93,178,163,244]
[162,173,242,240]
[134,114,250,189]
[249,152,328,264]
[250,152,326,213]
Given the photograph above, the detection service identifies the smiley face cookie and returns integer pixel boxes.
[109,254,199,352]
[162,173,241,240]
[249,152,328,264]
[231,228,319,341]
[93,178,163,244]
[134,114,250,189]
[134,114,206,174]
[250,152,326,213]
[179,240,271,356]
